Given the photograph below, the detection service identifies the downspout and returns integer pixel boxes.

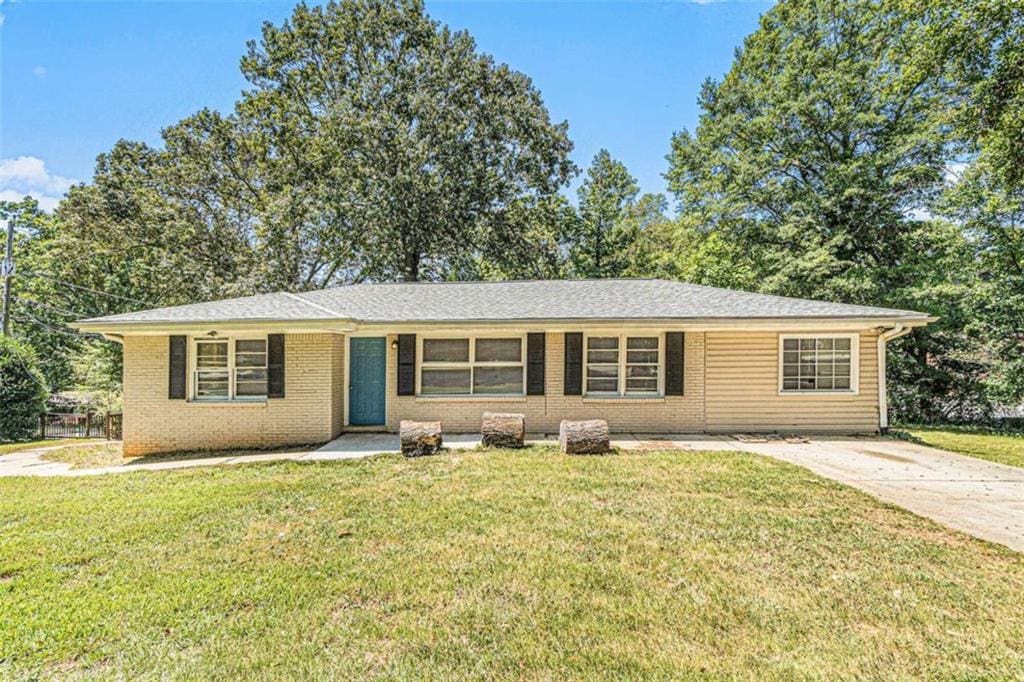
[877,323,912,431]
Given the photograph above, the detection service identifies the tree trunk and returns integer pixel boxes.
[403,249,420,282]
[558,419,611,455]
[481,412,526,448]
[400,420,442,457]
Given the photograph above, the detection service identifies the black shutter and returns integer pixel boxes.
[168,335,187,400]
[526,332,545,395]
[267,334,285,398]
[564,332,583,395]
[397,334,416,396]
[665,332,685,396]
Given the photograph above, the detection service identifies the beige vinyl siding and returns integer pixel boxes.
[386,331,706,433]
[122,333,343,456]
[704,330,880,432]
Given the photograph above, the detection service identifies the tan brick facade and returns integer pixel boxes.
[122,333,344,456]
[122,328,883,455]
[386,332,706,433]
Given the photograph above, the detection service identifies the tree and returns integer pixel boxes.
[657,0,1024,422]
[1,198,83,389]
[14,0,578,393]
[232,0,576,282]
[665,0,951,304]
[569,150,666,278]
[0,336,49,442]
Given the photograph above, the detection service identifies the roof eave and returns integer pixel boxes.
[72,314,935,335]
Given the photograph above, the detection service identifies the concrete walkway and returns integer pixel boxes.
[2,433,1020,552]
[0,433,741,478]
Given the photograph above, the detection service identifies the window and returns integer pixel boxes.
[195,340,229,399]
[234,340,268,397]
[586,334,661,396]
[193,338,267,400]
[419,336,524,396]
[780,335,857,393]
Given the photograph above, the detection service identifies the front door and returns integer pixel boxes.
[349,337,387,425]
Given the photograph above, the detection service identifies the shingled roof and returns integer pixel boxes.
[75,279,931,328]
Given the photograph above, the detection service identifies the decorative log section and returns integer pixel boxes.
[400,420,443,457]
[481,412,526,448]
[558,419,611,455]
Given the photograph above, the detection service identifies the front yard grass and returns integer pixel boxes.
[900,427,1024,468]
[1,447,1022,679]
[40,442,126,469]
[39,442,319,470]
[0,439,83,456]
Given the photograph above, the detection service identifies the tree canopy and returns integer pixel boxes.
[3,0,1022,426]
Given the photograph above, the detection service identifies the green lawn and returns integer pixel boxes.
[39,442,126,469]
[0,440,82,456]
[902,427,1024,468]
[1,448,1022,679]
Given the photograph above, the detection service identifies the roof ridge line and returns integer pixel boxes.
[282,292,347,318]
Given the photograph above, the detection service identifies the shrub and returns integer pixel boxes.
[0,336,49,442]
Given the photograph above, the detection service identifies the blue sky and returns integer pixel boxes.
[1,0,770,211]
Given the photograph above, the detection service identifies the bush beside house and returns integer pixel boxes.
[0,337,49,442]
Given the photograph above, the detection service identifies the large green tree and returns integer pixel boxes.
[19,0,579,393]
[665,0,951,303]
[44,0,577,300]
[232,0,576,282]
[659,0,1022,421]
[568,150,666,278]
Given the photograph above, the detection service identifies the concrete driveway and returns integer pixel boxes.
[724,436,1024,552]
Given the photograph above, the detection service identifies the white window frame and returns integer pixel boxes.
[190,335,269,402]
[583,332,664,397]
[778,333,859,395]
[417,334,526,397]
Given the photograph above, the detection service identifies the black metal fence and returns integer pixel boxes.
[39,413,122,440]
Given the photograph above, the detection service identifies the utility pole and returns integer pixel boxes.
[2,219,13,337]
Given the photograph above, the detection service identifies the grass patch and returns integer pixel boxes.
[40,442,127,469]
[1,447,1022,679]
[0,440,84,456]
[898,427,1024,468]
[38,443,320,471]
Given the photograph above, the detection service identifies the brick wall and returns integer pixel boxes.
[122,327,883,454]
[122,333,342,456]
[386,332,707,433]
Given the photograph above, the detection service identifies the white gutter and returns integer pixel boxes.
[877,323,914,430]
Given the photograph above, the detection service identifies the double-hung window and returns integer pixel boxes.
[585,334,662,396]
[419,337,524,396]
[193,338,268,400]
[780,335,857,393]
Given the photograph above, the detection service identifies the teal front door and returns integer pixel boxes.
[349,337,387,425]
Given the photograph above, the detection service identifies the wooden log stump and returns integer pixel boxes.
[481,412,526,448]
[558,419,611,455]
[400,420,443,457]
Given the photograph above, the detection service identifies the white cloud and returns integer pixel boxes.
[32,65,47,78]
[0,156,78,212]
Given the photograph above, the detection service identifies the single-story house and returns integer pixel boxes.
[73,279,934,456]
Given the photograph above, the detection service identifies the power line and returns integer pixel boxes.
[5,336,52,391]
[20,270,155,307]
[14,297,94,319]
[13,314,103,340]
